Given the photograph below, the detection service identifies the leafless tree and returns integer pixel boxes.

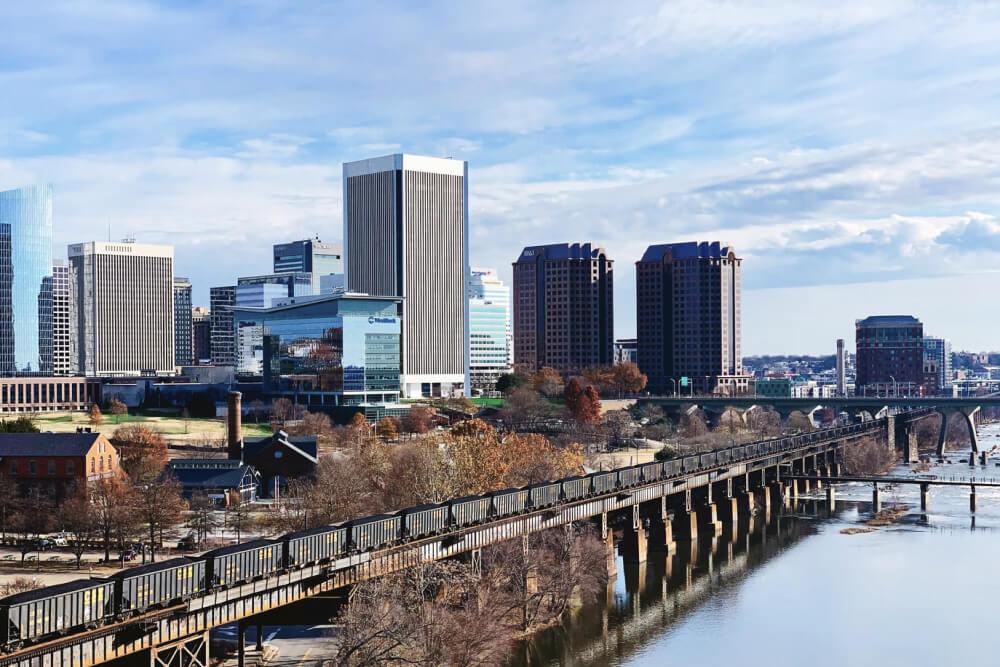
[843,435,897,475]
[61,487,101,569]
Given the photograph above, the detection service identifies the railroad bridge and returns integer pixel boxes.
[639,396,1000,458]
[0,412,929,667]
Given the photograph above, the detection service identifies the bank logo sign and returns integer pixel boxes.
[368,316,398,325]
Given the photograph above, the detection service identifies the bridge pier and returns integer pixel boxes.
[981,452,989,466]
[814,467,825,490]
[920,483,929,511]
[826,485,836,515]
[872,483,881,513]
[738,491,755,518]
[673,508,699,542]
[697,503,722,536]
[718,495,739,524]
[621,507,647,564]
[649,518,676,554]
[970,485,977,513]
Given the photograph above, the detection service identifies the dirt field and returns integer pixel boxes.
[32,412,272,444]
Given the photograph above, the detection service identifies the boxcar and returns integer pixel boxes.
[699,452,717,468]
[528,482,561,509]
[0,578,115,649]
[560,475,590,502]
[618,466,642,488]
[491,488,529,518]
[663,459,682,477]
[732,446,745,460]
[640,462,662,483]
[282,524,348,568]
[349,514,402,552]
[401,504,449,539]
[204,540,283,588]
[717,450,731,465]
[681,455,699,473]
[449,495,492,527]
[590,471,617,495]
[110,557,205,615]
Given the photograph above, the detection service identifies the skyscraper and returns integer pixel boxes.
[855,315,924,397]
[192,306,211,363]
[636,241,748,396]
[273,238,343,275]
[210,287,236,366]
[173,277,193,366]
[52,260,73,376]
[512,243,614,374]
[836,338,847,396]
[0,185,53,375]
[343,154,469,398]
[68,240,174,377]
[923,336,952,396]
[467,267,512,391]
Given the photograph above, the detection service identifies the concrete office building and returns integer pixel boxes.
[192,306,211,363]
[173,277,193,367]
[273,237,343,276]
[52,260,73,375]
[512,243,614,374]
[68,241,174,377]
[236,272,316,308]
[614,338,638,365]
[636,241,749,396]
[855,315,924,397]
[467,268,512,391]
[343,154,469,398]
[210,287,236,366]
[0,185,53,376]
[836,338,847,396]
[923,336,953,396]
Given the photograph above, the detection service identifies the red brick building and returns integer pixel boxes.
[0,431,120,498]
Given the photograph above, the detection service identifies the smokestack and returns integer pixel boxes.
[227,391,243,461]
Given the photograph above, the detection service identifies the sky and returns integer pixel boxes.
[2,1,1000,354]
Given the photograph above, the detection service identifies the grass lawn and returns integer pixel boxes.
[472,397,505,408]
[32,412,272,441]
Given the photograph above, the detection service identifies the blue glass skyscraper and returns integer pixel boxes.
[0,185,53,375]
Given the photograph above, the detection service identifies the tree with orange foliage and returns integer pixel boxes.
[564,378,585,418]
[531,367,564,397]
[611,362,648,397]
[579,386,602,425]
[376,416,400,441]
[401,405,434,436]
[111,424,168,477]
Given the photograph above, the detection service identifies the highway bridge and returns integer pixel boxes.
[638,395,1000,457]
[0,413,924,667]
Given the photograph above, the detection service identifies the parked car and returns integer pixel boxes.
[52,535,69,548]
[30,539,54,552]
[177,534,199,551]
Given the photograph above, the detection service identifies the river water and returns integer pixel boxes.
[514,423,1000,667]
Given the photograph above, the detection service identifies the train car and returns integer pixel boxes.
[560,475,591,502]
[110,557,205,616]
[681,455,699,473]
[590,471,617,496]
[717,449,731,465]
[663,459,682,477]
[281,524,348,568]
[203,539,283,588]
[528,482,561,509]
[699,452,717,468]
[618,466,643,488]
[640,462,662,483]
[0,578,115,650]
[491,487,529,518]
[731,446,745,460]
[401,504,449,539]
[349,514,402,552]
[449,495,492,527]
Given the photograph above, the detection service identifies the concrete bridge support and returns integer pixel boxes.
[970,485,977,513]
[621,506,647,565]
[872,484,881,513]
[920,483,929,511]
[937,406,981,459]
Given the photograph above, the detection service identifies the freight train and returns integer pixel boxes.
[0,421,872,652]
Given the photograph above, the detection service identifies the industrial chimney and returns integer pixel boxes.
[227,391,243,461]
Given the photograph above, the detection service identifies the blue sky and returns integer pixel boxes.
[3,1,1000,354]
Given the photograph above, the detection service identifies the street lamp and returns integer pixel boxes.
[669,378,677,396]
[889,375,897,398]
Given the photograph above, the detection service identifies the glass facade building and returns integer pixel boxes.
[467,268,512,391]
[233,293,402,406]
[0,185,54,376]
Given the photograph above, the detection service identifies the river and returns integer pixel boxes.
[514,422,1000,667]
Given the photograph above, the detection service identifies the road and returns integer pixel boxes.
[214,624,340,667]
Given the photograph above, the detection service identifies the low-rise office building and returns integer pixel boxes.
[0,376,101,414]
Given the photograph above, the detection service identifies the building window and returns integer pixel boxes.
[91,458,95,474]
[8,462,16,476]
[99,457,104,472]
[28,460,36,476]
[67,461,75,475]
[47,460,55,476]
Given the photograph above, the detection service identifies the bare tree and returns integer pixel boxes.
[132,462,188,562]
[61,488,101,569]
[844,435,897,475]
[187,492,219,546]
[10,490,52,563]
[91,476,140,562]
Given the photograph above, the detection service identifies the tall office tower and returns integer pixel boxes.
[855,315,924,397]
[273,238,343,275]
[210,287,236,366]
[343,154,469,398]
[836,338,847,396]
[51,260,73,375]
[467,267,513,391]
[192,306,211,363]
[0,185,53,375]
[68,241,175,377]
[173,277,193,366]
[923,336,952,396]
[635,241,748,396]
[512,243,614,374]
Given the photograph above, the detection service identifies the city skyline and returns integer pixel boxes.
[3,3,1000,353]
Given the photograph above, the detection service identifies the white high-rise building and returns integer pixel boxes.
[68,240,174,377]
[52,260,73,375]
[467,268,512,391]
[343,153,469,398]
